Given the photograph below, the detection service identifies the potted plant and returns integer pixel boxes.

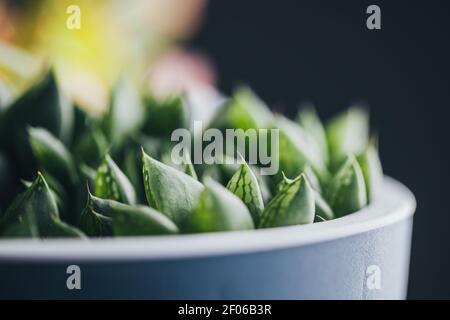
[0,70,415,299]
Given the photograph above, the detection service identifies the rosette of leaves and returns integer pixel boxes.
[0,69,384,239]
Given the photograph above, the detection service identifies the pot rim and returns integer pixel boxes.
[0,177,416,262]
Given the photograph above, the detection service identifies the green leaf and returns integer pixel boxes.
[0,172,58,234]
[185,177,254,233]
[111,203,179,236]
[313,190,334,221]
[259,173,315,228]
[357,139,383,202]
[28,127,78,185]
[45,219,86,238]
[95,154,137,204]
[303,165,323,193]
[182,151,199,180]
[0,172,84,238]
[276,115,328,181]
[79,163,97,190]
[0,71,74,163]
[297,105,328,165]
[226,160,264,224]
[142,149,204,226]
[209,86,273,130]
[142,94,190,137]
[103,78,144,149]
[84,192,178,236]
[277,171,332,222]
[325,155,367,217]
[78,193,113,237]
[1,212,38,238]
[74,126,109,167]
[326,107,369,171]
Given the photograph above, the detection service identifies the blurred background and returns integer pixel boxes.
[0,0,449,299]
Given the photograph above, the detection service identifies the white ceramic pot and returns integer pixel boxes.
[0,177,415,299]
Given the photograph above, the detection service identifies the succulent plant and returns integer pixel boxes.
[0,70,383,238]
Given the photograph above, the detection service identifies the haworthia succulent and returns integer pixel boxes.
[259,173,315,228]
[326,107,369,171]
[357,139,383,202]
[0,70,385,239]
[276,115,328,182]
[1,211,38,238]
[111,204,179,236]
[78,193,113,237]
[45,219,86,238]
[0,71,74,176]
[277,171,332,221]
[142,149,204,226]
[143,94,190,137]
[182,151,199,180]
[303,165,323,193]
[28,127,78,185]
[95,154,137,205]
[297,105,329,165]
[74,127,109,167]
[0,172,84,238]
[103,78,144,149]
[80,191,178,236]
[209,86,273,130]
[226,160,264,224]
[313,190,334,221]
[185,178,254,233]
[325,155,368,217]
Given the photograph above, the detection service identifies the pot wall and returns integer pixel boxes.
[0,218,412,299]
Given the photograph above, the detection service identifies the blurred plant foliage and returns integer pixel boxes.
[0,68,383,238]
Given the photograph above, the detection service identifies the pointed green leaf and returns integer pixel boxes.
[303,165,322,193]
[95,154,137,204]
[142,94,190,137]
[226,160,264,224]
[209,86,273,130]
[326,107,369,171]
[78,194,113,237]
[260,173,315,228]
[0,71,74,161]
[186,178,254,233]
[103,78,144,149]
[325,155,367,217]
[278,171,333,221]
[276,115,328,182]
[79,163,97,190]
[0,172,59,235]
[297,105,328,164]
[1,172,84,238]
[28,127,78,185]
[182,151,198,180]
[357,140,383,202]
[45,220,86,238]
[142,150,203,226]
[1,212,38,238]
[313,190,334,221]
[111,203,179,236]
[74,126,109,167]
[84,192,178,236]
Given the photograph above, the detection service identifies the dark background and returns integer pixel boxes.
[191,0,450,299]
